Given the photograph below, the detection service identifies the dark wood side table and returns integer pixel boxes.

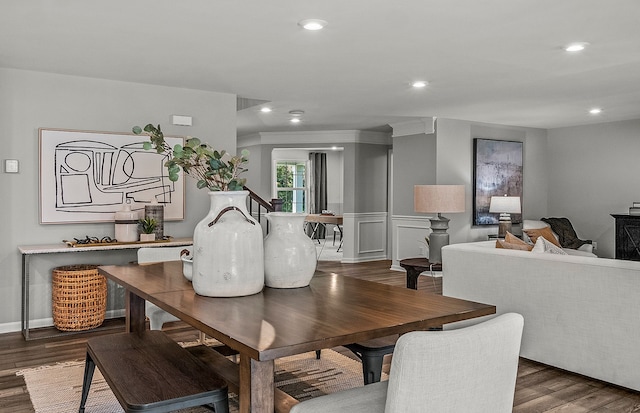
[399,258,442,290]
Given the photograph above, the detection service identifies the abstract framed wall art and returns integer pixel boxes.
[472,138,523,226]
[39,128,185,224]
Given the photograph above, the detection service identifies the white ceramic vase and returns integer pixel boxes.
[192,191,264,297]
[264,212,317,288]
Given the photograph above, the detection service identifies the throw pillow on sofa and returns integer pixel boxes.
[495,232,534,251]
[496,239,533,251]
[523,226,562,248]
[531,237,568,255]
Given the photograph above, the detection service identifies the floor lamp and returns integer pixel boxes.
[414,185,465,265]
[489,195,521,238]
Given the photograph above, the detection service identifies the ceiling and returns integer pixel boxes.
[2,1,640,136]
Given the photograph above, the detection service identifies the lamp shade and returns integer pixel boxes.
[489,196,521,214]
[414,185,465,213]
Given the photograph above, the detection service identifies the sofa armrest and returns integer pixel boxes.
[577,242,593,253]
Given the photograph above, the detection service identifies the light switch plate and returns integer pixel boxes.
[171,115,193,126]
[5,159,19,173]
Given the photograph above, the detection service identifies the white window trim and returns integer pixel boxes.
[272,159,310,213]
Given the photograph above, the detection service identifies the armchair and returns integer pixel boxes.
[137,246,192,330]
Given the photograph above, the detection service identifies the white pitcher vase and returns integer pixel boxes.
[264,212,317,288]
[192,191,264,297]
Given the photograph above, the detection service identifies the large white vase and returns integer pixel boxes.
[264,212,317,288]
[192,191,264,297]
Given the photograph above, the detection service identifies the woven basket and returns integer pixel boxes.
[52,264,107,331]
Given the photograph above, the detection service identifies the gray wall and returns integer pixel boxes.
[0,68,236,331]
[434,118,549,244]
[547,118,640,258]
[392,133,437,216]
[350,143,390,213]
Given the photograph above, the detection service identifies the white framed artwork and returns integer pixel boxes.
[39,128,185,224]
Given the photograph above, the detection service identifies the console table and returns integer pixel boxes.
[19,238,193,340]
[612,214,640,261]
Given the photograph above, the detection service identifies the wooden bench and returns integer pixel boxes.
[78,331,229,413]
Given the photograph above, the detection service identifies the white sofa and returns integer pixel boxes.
[442,241,640,391]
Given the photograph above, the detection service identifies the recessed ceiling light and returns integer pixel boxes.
[589,108,602,115]
[289,110,305,116]
[260,107,272,113]
[412,80,428,88]
[290,118,301,124]
[565,42,589,52]
[298,19,328,31]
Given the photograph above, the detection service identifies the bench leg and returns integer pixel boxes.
[78,352,96,413]
[212,398,230,413]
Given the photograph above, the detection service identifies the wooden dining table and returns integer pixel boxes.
[98,261,495,413]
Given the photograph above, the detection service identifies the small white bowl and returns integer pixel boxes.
[180,251,193,281]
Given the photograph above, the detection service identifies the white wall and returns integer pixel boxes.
[0,68,236,332]
[547,118,640,258]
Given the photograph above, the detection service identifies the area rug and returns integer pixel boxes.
[17,349,381,412]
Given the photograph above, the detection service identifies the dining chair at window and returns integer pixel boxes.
[290,313,524,413]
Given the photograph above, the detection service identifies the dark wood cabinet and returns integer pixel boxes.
[612,214,640,260]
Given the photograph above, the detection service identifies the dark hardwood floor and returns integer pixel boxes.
[1,259,639,412]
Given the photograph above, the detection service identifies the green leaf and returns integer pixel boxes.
[197,180,208,189]
[142,141,152,150]
[132,126,142,135]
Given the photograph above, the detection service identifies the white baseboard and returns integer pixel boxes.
[0,309,126,334]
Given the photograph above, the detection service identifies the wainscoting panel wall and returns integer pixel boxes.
[391,215,430,271]
[342,213,388,263]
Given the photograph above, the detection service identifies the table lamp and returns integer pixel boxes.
[489,195,521,238]
[414,185,465,264]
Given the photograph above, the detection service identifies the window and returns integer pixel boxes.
[274,160,308,213]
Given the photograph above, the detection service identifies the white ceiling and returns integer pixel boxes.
[2,0,640,136]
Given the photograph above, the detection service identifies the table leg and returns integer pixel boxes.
[21,254,30,340]
[403,266,424,290]
[239,354,274,413]
[125,290,146,333]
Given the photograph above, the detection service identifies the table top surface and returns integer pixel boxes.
[98,261,494,361]
[399,257,443,270]
[304,214,343,224]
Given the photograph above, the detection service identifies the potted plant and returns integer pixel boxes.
[132,123,264,297]
[138,217,157,242]
[132,123,248,191]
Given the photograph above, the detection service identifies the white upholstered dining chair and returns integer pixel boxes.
[137,246,192,330]
[290,312,524,413]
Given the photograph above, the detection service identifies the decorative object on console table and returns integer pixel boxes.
[138,217,157,242]
[628,202,640,215]
[612,214,640,260]
[133,123,263,297]
[414,185,465,265]
[144,200,164,240]
[489,195,521,238]
[114,201,139,242]
[264,212,317,288]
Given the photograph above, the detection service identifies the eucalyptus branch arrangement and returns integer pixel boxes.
[133,123,248,192]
